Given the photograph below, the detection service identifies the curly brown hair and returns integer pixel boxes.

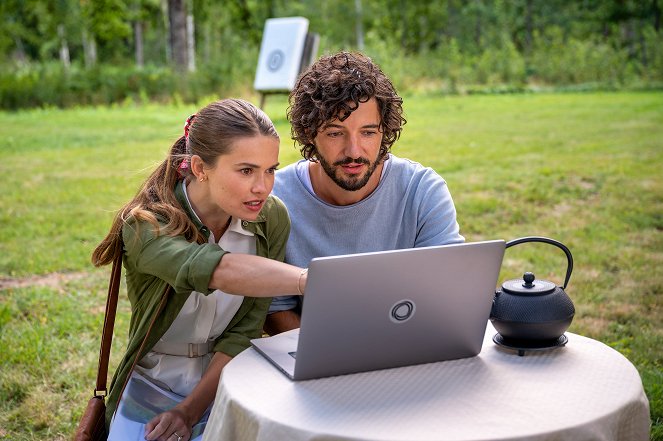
[287,51,406,161]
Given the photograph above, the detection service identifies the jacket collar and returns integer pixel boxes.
[173,180,266,238]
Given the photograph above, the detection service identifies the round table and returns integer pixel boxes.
[202,323,650,441]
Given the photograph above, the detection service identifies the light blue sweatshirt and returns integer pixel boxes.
[270,154,464,311]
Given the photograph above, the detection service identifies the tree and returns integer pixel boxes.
[168,0,187,70]
[186,0,195,71]
[355,0,364,50]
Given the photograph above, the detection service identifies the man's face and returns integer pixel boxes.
[313,98,384,191]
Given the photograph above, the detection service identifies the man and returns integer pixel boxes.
[265,51,464,335]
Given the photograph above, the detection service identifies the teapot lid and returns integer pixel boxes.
[502,272,556,295]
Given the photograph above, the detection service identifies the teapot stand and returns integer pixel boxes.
[492,333,568,356]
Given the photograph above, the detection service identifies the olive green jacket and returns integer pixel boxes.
[105,185,290,429]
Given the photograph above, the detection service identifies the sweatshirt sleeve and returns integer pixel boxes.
[414,168,465,247]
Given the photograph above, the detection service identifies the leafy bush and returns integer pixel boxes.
[473,37,527,86]
[0,57,258,110]
[642,26,663,82]
[527,26,637,85]
[1,28,662,111]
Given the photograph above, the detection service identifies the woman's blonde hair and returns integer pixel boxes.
[91,98,278,266]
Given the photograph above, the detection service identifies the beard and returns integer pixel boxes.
[316,150,386,191]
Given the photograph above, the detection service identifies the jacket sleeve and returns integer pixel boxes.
[212,297,273,356]
[262,195,290,263]
[122,218,226,295]
[212,197,291,356]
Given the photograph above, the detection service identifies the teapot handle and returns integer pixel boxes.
[505,236,573,289]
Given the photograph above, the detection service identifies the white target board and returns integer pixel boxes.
[254,17,309,92]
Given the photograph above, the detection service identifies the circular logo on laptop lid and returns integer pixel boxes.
[389,299,416,323]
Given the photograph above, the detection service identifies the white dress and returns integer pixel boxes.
[135,184,256,397]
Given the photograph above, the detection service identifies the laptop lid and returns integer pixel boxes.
[252,239,505,380]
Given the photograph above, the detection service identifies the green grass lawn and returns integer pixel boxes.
[1,92,661,440]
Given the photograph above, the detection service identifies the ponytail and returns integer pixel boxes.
[91,136,201,267]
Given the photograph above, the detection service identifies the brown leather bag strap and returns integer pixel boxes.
[94,253,123,397]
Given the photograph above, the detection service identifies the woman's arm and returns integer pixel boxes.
[210,253,307,297]
[144,351,231,441]
[124,224,307,298]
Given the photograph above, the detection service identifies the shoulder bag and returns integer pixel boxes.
[74,253,122,441]
[75,253,171,441]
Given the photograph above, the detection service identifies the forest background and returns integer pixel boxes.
[1,0,662,109]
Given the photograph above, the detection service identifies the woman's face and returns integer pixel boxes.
[202,135,280,221]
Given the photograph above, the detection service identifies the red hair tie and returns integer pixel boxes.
[184,113,196,139]
[179,113,196,178]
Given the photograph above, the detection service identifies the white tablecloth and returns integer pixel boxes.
[202,323,650,441]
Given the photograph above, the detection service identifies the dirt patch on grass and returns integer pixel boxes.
[0,272,89,291]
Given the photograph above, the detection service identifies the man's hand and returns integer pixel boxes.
[263,310,301,335]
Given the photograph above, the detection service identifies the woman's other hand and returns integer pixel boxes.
[144,406,191,441]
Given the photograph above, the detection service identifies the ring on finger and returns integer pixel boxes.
[173,432,183,441]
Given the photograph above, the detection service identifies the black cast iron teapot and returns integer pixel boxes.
[490,236,575,342]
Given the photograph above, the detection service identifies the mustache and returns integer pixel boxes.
[333,157,371,166]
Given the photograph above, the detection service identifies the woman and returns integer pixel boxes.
[92,99,306,441]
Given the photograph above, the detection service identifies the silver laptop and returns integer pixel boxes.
[251,240,505,380]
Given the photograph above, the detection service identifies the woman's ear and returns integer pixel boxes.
[190,155,207,182]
